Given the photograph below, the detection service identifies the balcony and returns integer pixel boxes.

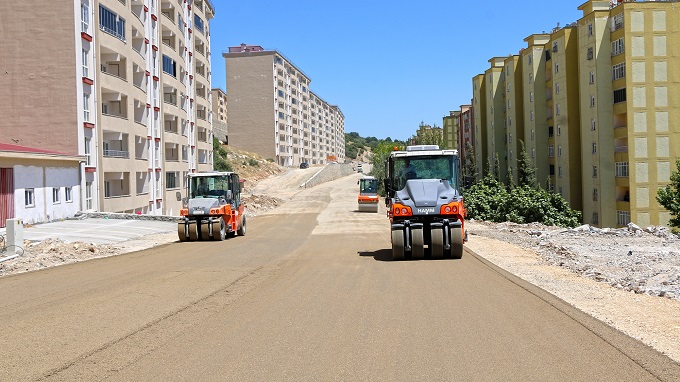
[135,135,149,160]
[101,90,128,120]
[133,99,147,126]
[104,172,131,198]
[164,142,180,161]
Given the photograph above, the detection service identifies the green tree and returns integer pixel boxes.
[656,158,680,229]
[517,140,536,187]
[369,141,405,195]
[493,155,501,182]
[462,142,477,188]
[213,137,232,172]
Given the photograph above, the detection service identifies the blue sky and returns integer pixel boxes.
[209,0,585,141]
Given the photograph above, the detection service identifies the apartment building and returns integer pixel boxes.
[521,34,551,187]
[442,111,459,150]
[547,25,582,211]
[472,74,487,179]
[223,45,345,167]
[0,0,215,220]
[211,87,228,143]
[580,0,679,227]
[502,55,524,184]
[485,58,508,180]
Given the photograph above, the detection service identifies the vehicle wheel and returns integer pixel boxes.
[391,230,405,261]
[411,228,424,260]
[451,226,464,259]
[212,218,226,241]
[200,222,210,241]
[188,222,198,241]
[177,222,188,241]
[430,227,444,258]
[237,216,246,236]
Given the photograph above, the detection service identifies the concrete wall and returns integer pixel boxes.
[300,163,355,189]
[13,165,81,225]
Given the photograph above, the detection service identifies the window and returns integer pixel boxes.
[593,165,598,177]
[590,95,596,107]
[529,73,533,83]
[557,125,561,136]
[558,167,562,178]
[82,49,89,78]
[278,112,285,119]
[617,210,631,226]
[558,146,562,157]
[556,83,560,94]
[553,42,558,52]
[589,71,595,84]
[531,148,535,158]
[193,14,204,33]
[592,212,599,225]
[591,118,596,131]
[278,90,284,97]
[588,24,593,36]
[65,187,72,202]
[25,189,35,207]
[162,54,177,77]
[83,93,90,122]
[613,88,626,103]
[81,3,90,32]
[612,63,625,80]
[166,172,178,189]
[612,13,624,32]
[548,145,555,158]
[587,47,593,60]
[616,162,629,177]
[612,38,625,56]
[556,104,560,115]
[555,62,559,73]
[592,143,597,154]
[531,129,535,141]
[593,188,598,201]
[99,5,125,41]
[530,110,534,121]
[85,137,92,166]
[528,55,533,64]
[86,182,93,210]
[529,91,533,102]
[52,188,60,204]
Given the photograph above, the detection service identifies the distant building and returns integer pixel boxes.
[223,44,345,166]
[211,88,228,143]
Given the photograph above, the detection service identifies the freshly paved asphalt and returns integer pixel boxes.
[1,173,679,381]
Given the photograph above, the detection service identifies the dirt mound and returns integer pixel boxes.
[242,194,284,217]
[224,146,283,193]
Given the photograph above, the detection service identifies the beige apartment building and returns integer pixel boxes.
[502,55,524,184]
[521,34,551,187]
[223,45,345,167]
[469,0,679,227]
[0,0,215,217]
[472,74,487,179]
[211,87,228,143]
[442,111,459,151]
[578,0,680,227]
[485,58,508,181]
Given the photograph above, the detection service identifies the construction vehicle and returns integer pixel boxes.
[177,172,246,241]
[357,176,379,212]
[384,145,465,260]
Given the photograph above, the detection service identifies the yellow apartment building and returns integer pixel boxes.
[485,58,508,181]
[472,74,487,179]
[442,111,460,150]
[521,34,551,187]
[502,55,524,184]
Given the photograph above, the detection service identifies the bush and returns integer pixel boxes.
[464,176,581,228]
[248,158,259,167]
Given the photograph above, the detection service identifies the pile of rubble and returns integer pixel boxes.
[471,221,680,300]
[241,194,284,217]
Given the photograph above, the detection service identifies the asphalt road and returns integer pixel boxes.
[1,174,679,381]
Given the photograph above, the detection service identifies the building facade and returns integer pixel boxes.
[0,0,215,220]
[469,0,680,227]
[223,45,345,167]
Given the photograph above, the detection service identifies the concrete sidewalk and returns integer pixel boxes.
[1,218,177,245]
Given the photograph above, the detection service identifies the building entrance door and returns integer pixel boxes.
[0,168,15,229]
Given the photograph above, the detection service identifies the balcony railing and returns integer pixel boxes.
[614,146,628,153]
[103,149,129,158]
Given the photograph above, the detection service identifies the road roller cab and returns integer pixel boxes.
[384,145,465,260]
[357,176,379,213]
[177,172,246,241]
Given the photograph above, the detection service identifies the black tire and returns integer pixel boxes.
[200,222,210,241]
[178,223,188,242]
[430,227,444,258]
[391,230,405,260]
[237,216,246,236]
[411,228,424,259]
[188,222,198,241]
[451,226,464,259]
[212,217,226,241]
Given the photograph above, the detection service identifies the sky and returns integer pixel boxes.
[209,0,586,141]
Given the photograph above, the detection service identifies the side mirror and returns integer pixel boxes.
[176,191,182,201]
[225,190,233,200]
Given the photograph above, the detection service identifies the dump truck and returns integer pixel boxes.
[384,145,465,260]
[357,176,379,213]
[177,172,246,241]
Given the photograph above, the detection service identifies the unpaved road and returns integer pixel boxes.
[1,174,679,381]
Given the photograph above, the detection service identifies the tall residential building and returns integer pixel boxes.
[0,0,215,219]
[442,111,459,150]
[503,55,524,184]
[521,34,551,187]
[485,58,507,181]
[580,0,679,227]
[472,74,487,179]
[547,25,582,210]
[223,45,345,167]
[211,87,228,143]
